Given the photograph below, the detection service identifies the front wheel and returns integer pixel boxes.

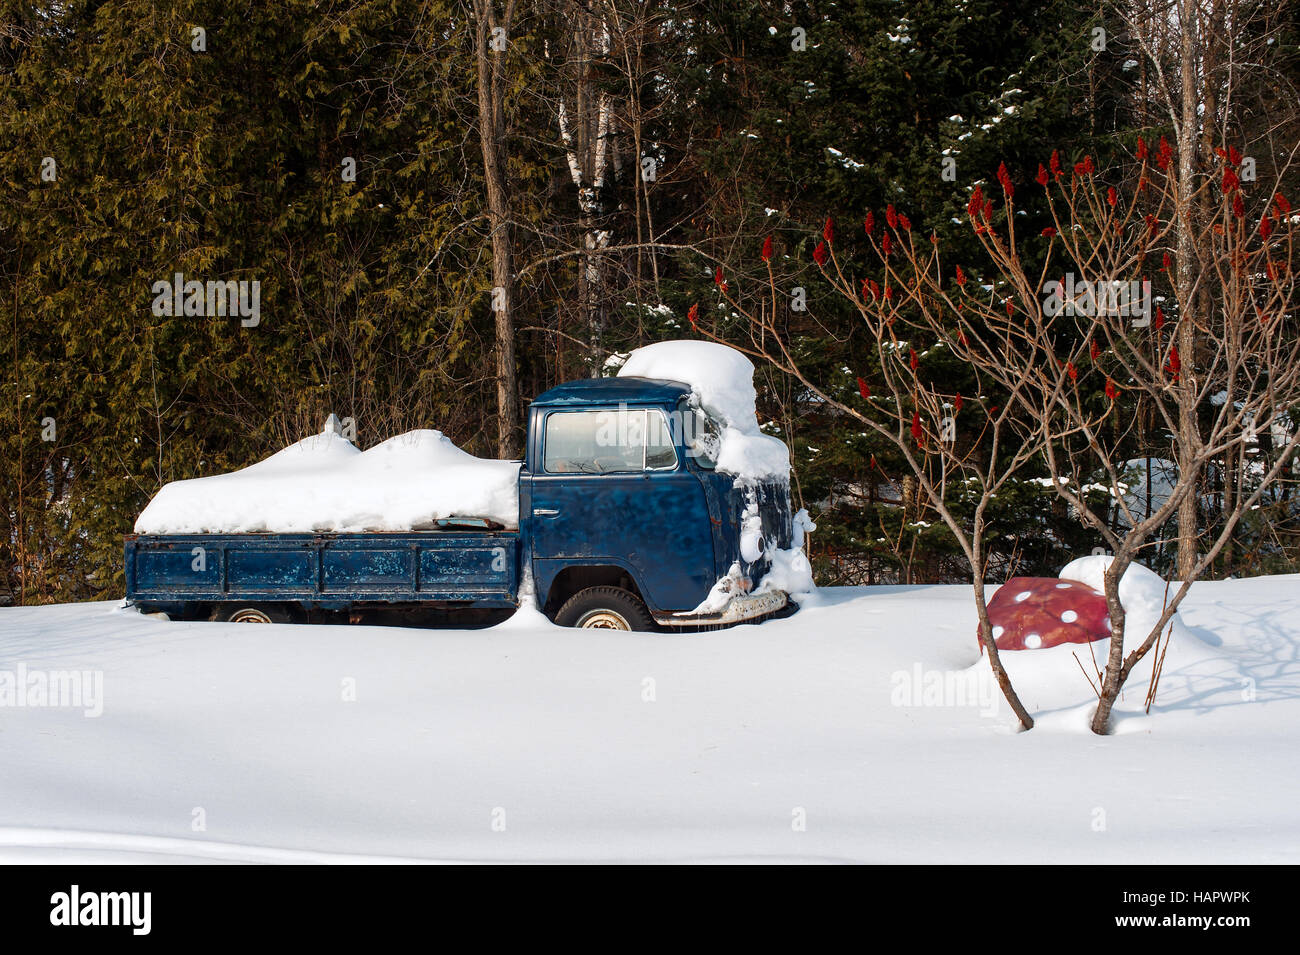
[554,587,656,631]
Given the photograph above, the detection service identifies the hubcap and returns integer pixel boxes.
[229,608,273,624]
[578,609,631,630]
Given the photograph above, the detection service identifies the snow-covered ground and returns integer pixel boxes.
[1,576,1297,863]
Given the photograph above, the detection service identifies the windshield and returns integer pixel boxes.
[684,403,722,469]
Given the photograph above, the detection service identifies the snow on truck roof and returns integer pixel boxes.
[616,340,791,483]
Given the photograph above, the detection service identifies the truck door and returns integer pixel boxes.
[529,406,714,612]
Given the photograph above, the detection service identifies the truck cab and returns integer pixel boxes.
[525,377,793,628]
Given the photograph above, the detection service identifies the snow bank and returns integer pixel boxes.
[134,426,520,534]
[617,340,790,482]
[1058,554,1187,645]
[6,575,1299,861]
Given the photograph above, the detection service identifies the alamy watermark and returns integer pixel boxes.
[1042,273,1151,324]
[151,272,260,327]
[0,662,103,717]
[890,662,999,717]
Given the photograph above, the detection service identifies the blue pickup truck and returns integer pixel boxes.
[124,377,795,630]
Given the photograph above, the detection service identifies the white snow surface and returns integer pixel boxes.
[2,573,1297,862]
[617,340,790,482]
[134,428,521,534]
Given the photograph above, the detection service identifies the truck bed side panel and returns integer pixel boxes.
[125,533,519,607]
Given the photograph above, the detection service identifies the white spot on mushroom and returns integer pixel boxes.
[992,625,1004,638]
[1060,609,1078,623]
[1024,633,1042,648]
[1015,591,1031,602]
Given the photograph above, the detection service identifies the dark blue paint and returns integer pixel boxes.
[125,377,793,622]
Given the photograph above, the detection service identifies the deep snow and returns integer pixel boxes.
[1,575,1296,863]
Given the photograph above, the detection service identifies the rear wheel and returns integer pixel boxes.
[217,604,292,624]
[554,586,655,631]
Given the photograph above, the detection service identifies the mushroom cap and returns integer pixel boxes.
[981,576,1111,652]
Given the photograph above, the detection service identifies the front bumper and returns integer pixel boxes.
[656,589,789,628]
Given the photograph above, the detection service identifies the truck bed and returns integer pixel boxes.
[124,531,520,609]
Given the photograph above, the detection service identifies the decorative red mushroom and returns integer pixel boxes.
[978,576,1112,652]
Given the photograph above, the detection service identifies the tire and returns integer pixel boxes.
[554,586,656,631]
[216,603,292,624]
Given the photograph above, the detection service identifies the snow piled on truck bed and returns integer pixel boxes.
[1,573,1298,862]
[134,428,520,534]
[617,340,790,482]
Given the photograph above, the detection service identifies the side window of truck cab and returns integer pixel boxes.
[543,408,679,474]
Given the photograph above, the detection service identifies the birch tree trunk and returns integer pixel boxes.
[556,1,616,369]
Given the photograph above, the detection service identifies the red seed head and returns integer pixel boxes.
[1157,137,1172,170]
[997,161,1014,199]
[823,217,835,244]
[864,210,875,235]
[955,264,966,287]
[857,377,870,400]
[760,235,773,262]
[813,241,828,266]
[687,303,699,329]
[1036,163,1049,187]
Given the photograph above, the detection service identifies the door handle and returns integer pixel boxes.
[533,508,560,516]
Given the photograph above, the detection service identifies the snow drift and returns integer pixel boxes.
[134,426,520,534]
[617,340,790,482]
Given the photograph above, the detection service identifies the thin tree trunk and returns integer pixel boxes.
[1174,0,1200,582]
[473,0,521,458]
